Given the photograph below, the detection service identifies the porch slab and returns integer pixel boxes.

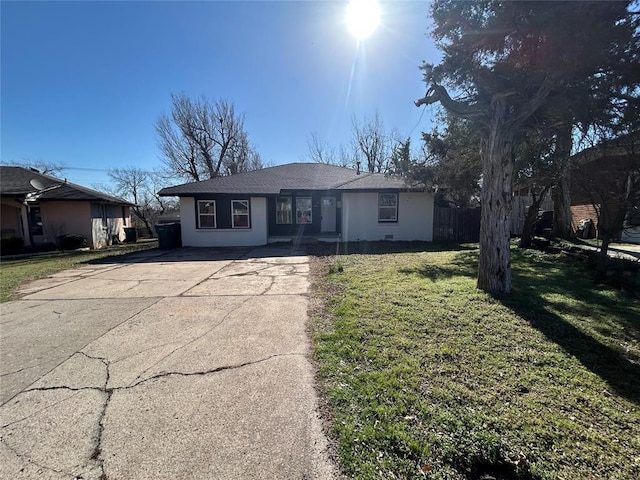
[101,356,326,480]
[96,261,231,281]
[211,261,271,278]
[1,246,338,479]
[48,264,120,278]
[266,275,310,295]
[251,255,309,265]
[114,280,198,298]
[1,388,106,479]
[16,276,77,295]
[22,278,142,300]
[184,275,273,296]
[0,297,158,404]
[256,263,309,276]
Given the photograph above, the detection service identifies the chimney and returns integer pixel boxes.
[356,161,361,175]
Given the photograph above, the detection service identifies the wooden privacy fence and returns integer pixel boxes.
[511,192,554,235]
[433,207,481,242]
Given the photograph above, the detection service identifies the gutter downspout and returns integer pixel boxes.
[20,197,34,248]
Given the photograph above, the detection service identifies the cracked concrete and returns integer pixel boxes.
[0,246,338,479]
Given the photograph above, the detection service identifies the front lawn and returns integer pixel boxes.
[310,244,639,480]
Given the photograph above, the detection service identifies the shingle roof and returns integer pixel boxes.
[158,163,423,196]
[571,131,640,165]
[0,166,134,205]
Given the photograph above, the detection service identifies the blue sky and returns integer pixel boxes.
[1,0,440,188]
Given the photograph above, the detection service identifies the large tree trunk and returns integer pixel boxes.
[553,124,574,239]
[477,103,514,294]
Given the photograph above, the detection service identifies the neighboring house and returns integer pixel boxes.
[509,132,639,244]
[158,163,434,247]
[570,132,639,244]
[1,166,134,249]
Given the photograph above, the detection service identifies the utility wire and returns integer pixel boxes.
[407,103,428,139]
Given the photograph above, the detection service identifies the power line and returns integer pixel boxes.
[60,166,111,172]
[61,166,158,175]
[407,103,428,139]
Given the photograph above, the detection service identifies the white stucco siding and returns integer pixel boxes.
[341,192,434,242]
[180,197,268,247]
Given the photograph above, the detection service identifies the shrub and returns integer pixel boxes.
[0,236,25,255]
[57,234,87,250]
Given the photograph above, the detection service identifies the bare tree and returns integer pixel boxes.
[337,144,356,168]
[108,167,157,237]
[222,130,263,175]
[8,158,67,176]
[351,112,392,173]
[156,93,263,181]
[305,132,337,164]
[304,117,397,171]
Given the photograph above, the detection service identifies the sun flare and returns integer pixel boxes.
[345,0,381,40]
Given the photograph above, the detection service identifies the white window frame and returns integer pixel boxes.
[378,193,398,222]
[296,197,312,224]
[197,200,217,229]
[231,199,250,228]
[276,197,292,224]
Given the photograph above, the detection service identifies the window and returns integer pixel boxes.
[198,200,216,228]
[29,206,43,235]
[296,197,312,224]
[276,197,292,224]
[378,193,398,222]
[232,200,250,228]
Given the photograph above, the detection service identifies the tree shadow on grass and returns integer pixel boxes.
[399,246,639,402]
[502,253,640,404]
[397,250,479,281]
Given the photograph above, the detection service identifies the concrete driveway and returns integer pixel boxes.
[0,246,337,479]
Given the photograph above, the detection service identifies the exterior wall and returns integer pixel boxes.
[1,198,23,238]
[180,196,268,247]
[40,201,129,249]
[570,204,599,233]
[571,204,640,244]
[1,199,130,249]
[90,203,129,249]
[341,192,434,242]
[40,201,91,245]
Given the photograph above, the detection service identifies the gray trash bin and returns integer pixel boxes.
[155,223,182,249]
[124,227,137,243]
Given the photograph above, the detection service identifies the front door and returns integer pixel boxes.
[321,196,336,232]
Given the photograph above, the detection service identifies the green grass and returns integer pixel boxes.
[0,240,158,303]
[310,243,640,480]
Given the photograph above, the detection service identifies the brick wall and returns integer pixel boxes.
[571,204,598,235]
